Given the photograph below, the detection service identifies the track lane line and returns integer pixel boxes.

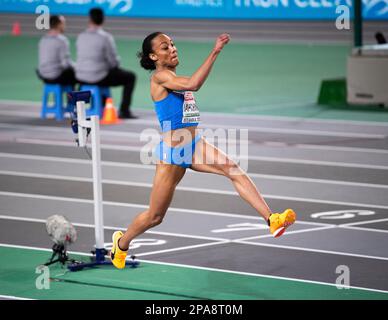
[1,170,388,209]
[2,99,388,126]
[1,152,387,189]
[234,240,388,262]
[339,225,388,234]
[235,225,337,241]
[339,217,388,227]
[0,115,388,154]
[0,120,386,140]
[0,191,333,227]
[134,241,230,257]
[0,295,34,300]
[9,138,388,170]
[0,215,229,242]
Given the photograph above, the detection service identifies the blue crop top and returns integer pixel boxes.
[154,91,200,133]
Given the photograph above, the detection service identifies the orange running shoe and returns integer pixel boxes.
[110,231,128,269]
[269,209,297,238]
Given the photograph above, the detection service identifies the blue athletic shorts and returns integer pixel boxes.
[154,134,202,168]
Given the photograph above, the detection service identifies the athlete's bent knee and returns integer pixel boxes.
[149,211,164,227]
[222,160,241,177]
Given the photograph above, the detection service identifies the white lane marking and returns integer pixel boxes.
[2,98,388,127]
[0,152,92,164]
[294,143,388,155]
[1,170,388,209]
[138,259,388,295]
[0,152,153,170]
[202,123,387,139]
[0,191,95,204]
[339,225,388,234]
[15,138,150,152]
[0,110,43,117]
[0,123,144,139]
[1,243,387,295]
[0,120,386,140]
[1,152,387,189]
[137,230,227,242]
[75,115,388,139]
[234,240,388,261]
[339,217,388,227]
[241,155,388,170]
[235,225,337,241]
[0,190,332,227]
[0,295,34,300]
[134,241,230,257]
[0,199,380,247]
[311,210,375,220]
[10,138,388,170]
[15,135,388,156]
[0,214,228,242]
[0,170,92,183]
[211,223,268,233]
[202,109,388,127]
[1,197,387,249]
[249,173,388,189]
[0,99,40,106]
[264,194,388,210]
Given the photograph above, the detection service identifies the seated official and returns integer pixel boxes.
[37,15,76,86]
[75,7,137,119]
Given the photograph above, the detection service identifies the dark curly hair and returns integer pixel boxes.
[89,7,104,26]
[137,32,163,70]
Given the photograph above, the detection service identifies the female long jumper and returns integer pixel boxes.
[110,33,296,269]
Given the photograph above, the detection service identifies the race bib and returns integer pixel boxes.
[182,91,200,123]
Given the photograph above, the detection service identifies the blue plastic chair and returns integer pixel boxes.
[41,84,73,121]
[79,85,111,118]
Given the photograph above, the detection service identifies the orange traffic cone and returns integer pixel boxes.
[100,97,122,125]
[12,22,21,36]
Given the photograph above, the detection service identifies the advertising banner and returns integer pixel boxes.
[0,0,387,20]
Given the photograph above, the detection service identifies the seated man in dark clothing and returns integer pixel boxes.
[75,7,137,119]
[37,15,77,87]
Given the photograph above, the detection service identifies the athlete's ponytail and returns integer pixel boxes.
[137,32,163,70]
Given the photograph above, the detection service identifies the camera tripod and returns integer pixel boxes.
[44,243,74,267]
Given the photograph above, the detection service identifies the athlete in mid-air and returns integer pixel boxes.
[110,32,296,269]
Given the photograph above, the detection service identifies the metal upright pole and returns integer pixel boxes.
[67,90,139,271]
[91,115,105,261]
[76,100,104,261]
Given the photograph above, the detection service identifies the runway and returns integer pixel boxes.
[0,100,387,299]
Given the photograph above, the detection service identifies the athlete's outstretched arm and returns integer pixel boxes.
[155,33,230,92]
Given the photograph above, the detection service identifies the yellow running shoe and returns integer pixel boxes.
[110,231,128,269]
[269,209,296,238]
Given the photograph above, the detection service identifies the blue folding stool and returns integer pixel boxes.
[41,84,73,121]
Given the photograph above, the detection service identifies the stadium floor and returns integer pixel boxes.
[0,102,387,300]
